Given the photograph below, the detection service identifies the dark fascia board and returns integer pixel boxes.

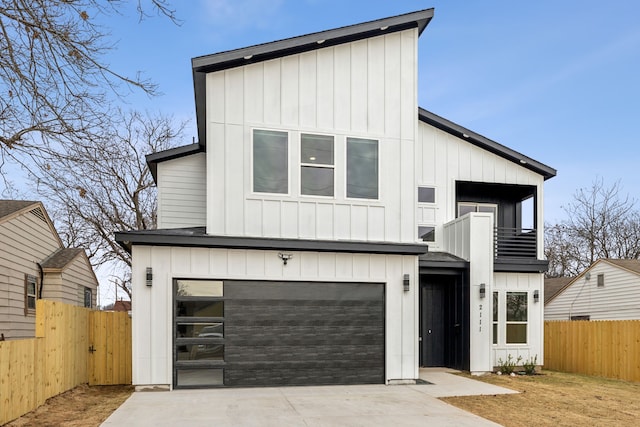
[418,108,557,180]
[494,258,550,273]
[115,228,428,256]
[419,259,469,270]
[192,9,434,147]
[146,143,205,183]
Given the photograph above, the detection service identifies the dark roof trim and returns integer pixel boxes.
[146,143,205,182]
[193,9,434,147]
[115,228,428,256]
[494,258,549,273]
[418,108,557,180]
[192,9,433,74]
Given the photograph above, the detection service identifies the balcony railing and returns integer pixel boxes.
[494,227,537,259]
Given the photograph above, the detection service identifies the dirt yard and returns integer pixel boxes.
[4,384,133,427]
[443,370,640,427]
[5,371,640,426]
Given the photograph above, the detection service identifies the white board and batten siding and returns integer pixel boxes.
[156,153,207,229]
[416,122,545,255]
[545,262,640,320]
[0,208,61,339]
[131,245,419,388]
[493,272,544,366]
[205,29,419,243]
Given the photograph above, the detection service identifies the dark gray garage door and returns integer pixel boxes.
[174,280,385,388]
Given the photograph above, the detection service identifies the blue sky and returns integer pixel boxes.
[97,0,640,224]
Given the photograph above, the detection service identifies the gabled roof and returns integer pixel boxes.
[544,277,574,304]
[418,108,557,180]
[192,8,434,148]
[545,259,640,304]
[0,199,63,247]
[40,248,84,270]
[0,200,39,222]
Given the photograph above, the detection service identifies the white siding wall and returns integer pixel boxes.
[157,153,207,229]
[493,272,544,367]
[131,245,419,388]
[545,263,640,320]
[416,122,545,255]
[206,29,418,243]
[0,209,61,339]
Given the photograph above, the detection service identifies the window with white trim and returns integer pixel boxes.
[346,137,378,199]
[492,291,498,345]
[253,129,288,194]
[25,274,37,313]
[300,133,334,197]
[506,292,527,344]
[418,186,435,203]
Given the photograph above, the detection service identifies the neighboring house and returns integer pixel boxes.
[0,200,98,339]
[544,276,573,305]
[116,8,556,389]
[545,259,640,320]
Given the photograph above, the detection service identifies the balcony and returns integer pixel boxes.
[494,227,537,259]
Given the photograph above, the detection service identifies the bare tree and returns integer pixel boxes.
[32,109,185,298]
[0,0,177,172]
[545,179,640,277]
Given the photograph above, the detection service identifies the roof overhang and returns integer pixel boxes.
[192,9,434,147]
[146,143,205,182]
[418,108,557,180]
[116,227,429,256]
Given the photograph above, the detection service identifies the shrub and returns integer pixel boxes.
[522,355,538,375]
[497,354,522,375]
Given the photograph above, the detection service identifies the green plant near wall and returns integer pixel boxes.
[497,354,522,375]
[522,355,538,375]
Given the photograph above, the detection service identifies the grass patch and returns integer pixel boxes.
[442,370,640,427]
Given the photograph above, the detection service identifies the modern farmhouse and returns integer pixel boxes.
[116,8,556,389]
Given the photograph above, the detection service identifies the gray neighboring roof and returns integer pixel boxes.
[0,200,38,220]
[40,248,84,270]
[603,258,640,275]
[115,227,429,256]
[418,108,557,180]
[146,143,205,182]
[192,8,434,147]
[544,277,574,304]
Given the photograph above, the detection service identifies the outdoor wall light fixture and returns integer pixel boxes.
[403,274,410,292]
[146,267,153,287]
[278,253,293,266]
[479,283,486,298]
[534,289,540,303]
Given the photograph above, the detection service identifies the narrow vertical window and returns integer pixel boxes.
[253,129,288,194]
[84,287,93,308]
[492,292,498,344]
[25,274,37,314]
[300,134,334,196]
[506,292,528,344]
[347,137,378,199]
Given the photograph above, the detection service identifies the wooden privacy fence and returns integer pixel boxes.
[544,320,640,382]
[0,300,131,425]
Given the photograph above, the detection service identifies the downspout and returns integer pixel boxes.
[37,262,44,299]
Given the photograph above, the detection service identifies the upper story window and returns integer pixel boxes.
[253,129,288,194]
[346,137,378,199]
[300,134,334,197]
[458,202,498,226]
[418,186,435,203]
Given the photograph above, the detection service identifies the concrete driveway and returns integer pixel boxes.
[102,369,515,426]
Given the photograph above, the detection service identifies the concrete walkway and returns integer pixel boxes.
[102,369,516,426]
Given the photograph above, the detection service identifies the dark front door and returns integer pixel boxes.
[420,273,470,370]
[421,279,446,366]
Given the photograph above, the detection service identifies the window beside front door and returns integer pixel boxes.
[506,292,528,344]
